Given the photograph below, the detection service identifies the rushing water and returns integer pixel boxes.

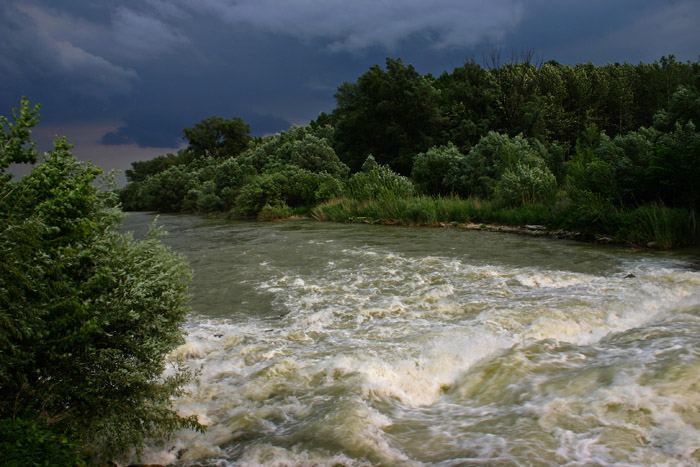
[122,213,700,466]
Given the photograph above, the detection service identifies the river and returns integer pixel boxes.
[122,212,700,466]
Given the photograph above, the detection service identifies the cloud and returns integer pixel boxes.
[54,41,139,97]
[100,112,187,148]
[507,0,700,65]
[112,6,191,60]
[0,2,138,102]
[101,109,291,148]
[607,1,700,62]
[176,0,525,52]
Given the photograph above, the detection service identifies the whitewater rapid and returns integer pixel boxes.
[123,214,700,466]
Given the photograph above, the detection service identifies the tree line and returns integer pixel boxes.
[120,55,700,247]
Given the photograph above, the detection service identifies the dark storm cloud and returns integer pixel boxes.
[183,0,525,52]
[0,2,138,105]
[506,0,700,65]
[1,0,699,173]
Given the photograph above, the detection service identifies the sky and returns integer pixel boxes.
[2,0,699,184]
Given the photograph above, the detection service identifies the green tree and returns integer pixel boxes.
[495,162,557,206]
[434,60,498,150]
[237,125,347,177]
[411,143,466,196]
[345,155,415,201]
[140,164,198,212]
[647,121,700,209]
[0,99,201,463]
[491,57,542,137]
[125,151,192,183]
[333,58,442,174]
[462,131,553,198]
[183,115,252,158]
[0,97,40,177]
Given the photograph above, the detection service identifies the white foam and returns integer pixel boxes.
[139,242,700,466]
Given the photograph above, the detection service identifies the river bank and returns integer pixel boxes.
[309,195,700,250]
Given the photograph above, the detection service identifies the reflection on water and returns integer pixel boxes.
[122,213,700,466]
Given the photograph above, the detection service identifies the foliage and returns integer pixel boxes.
[495,162,557,207]
[345,155,415,201]
[434,60,498,151]
[647,121,700,209]
[462,131,555,200]
[624,203,698,249]
[0,97,40,177]
[117,55,700,247]
[141,164,199,212]
[232,166,343,218]
[0,100,201,463]
[333,58,442,174]
[237,125,346,176]
[312,195,554,228]
[562,188,619,236]
[125,151,191,184]
[257,202,293,221]
[183,115,252,158]
[411,143,466,196]
[0,417,84,467]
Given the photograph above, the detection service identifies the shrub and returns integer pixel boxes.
[562,187,619,235]
[193,180,223,213]
[345,155,415,201]
[463,131,553,199]
[140,164,198,212]
[0,99,201,463]
[0,418,83,467]
[647,121,700,209]
[257,202,293,221]
[495,162,557,207]
[238,126,349,177]
[233,172,286,217]
[411,143,466,196]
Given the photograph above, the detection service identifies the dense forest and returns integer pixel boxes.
[120,55,700,248]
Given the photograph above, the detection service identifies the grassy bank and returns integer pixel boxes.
[312,195,699,249]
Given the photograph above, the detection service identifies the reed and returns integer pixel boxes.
[257,202,293,221]
[313,195,700,248]
[314,195,554,228]
[625,203,698,249]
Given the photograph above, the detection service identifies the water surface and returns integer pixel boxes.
[122,213,700,466]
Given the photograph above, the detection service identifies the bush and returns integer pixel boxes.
[238,126,349,177]
[495,162,557,207]
[141,164,198,212]
[345,155,415,201]
[0,418,83,467]
[647,121,700,209]
[0,99,201,463]
[562,187,619,235]
[233,172,286,217]
[411,143,466,196]
[463,131,554,199]
[257,202,294,221]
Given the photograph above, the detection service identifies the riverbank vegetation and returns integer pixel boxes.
[1,99,202,465]
[120,54,700,248]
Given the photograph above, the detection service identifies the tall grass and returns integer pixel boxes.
[313,195,554,228]
[257,202,293,221]
[623,203,698,249]
[313,195,699,248]
[311,197,700,249]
